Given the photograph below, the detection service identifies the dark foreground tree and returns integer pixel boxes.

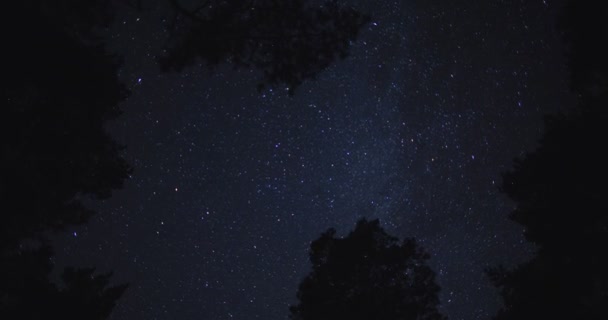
[291,219,446,320]
[0,246,128,319]
[1,2,129,318]
[489,2,608,319]
[557,0,608,97]
[161,0,370,94]
[2,0,368,249]
[2,1,131,249]
[2,0,368,317]
[488,98,608,319]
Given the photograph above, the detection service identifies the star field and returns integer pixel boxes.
[53,1,575,319]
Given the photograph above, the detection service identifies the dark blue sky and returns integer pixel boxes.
[54,1,574,319]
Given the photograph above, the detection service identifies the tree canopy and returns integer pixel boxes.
[488,2,608,319]
[0,246,128,319]
[2,0,369,318]
[2,2,130,318]
[160,0,370,94]
[2,1,131,249]
[489,97,608,319]
[2,0,369,248]
[557,1,608,97]
[290,219,446,320]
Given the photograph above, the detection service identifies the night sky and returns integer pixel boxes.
[53,1,575,319]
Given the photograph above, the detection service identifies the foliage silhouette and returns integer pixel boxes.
[489,100,608,319]
[2,0,368,247]
[489,2,608,319]
[2,0,369,317]
[290,219,446,320]
[160,0,370,94]
[1,2,129,318]
[0,246,128,319]
[557,1,608,97]
[2,1,131,249]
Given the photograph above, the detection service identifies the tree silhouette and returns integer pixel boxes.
[557,1,608,97]
[488,2,608,319]
[2,1,369,317]
[290,219,446,320]
[2,1,131,249]
[2,0,368,248]
[0,246,128,319]
[1,2,129,318]
[488,100,608,319]
[160,0,370,94]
